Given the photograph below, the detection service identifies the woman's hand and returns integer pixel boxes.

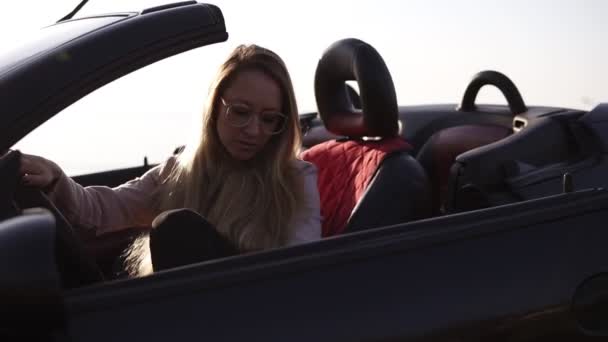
[19,153,62,189]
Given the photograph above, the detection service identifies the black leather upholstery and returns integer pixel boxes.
[445,116,580,212]
[309,38,431,233]
[315,38,399,138]
[347,152,431,232]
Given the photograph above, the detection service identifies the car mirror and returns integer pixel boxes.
[0,208,65,336]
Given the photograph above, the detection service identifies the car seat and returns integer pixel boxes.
[301,38,431,237]
[416,71,522,214]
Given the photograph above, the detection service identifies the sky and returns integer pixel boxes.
[3,0,608,175]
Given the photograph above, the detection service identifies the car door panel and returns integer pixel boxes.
[0,2,227,151]
[64,190,608,341]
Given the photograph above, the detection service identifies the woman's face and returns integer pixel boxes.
[217,69,284,161]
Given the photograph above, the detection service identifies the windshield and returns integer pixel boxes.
[4,0,607,174]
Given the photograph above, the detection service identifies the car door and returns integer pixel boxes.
[0,1,227,151]
[0,1,227,339]
[60,188,608,341]
[0,0,228,274]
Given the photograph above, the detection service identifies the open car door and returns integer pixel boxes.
[0,1,227,150]
[0,1,227,339]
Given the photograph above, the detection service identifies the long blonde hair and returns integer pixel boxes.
[163,44,304,250]
[127,45,304,275]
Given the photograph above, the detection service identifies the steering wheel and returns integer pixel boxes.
[459,70,528,115]
[6,150,104,288]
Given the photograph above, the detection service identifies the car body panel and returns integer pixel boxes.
[0,209,65,338]
[0,1,227,151]
[63,189,608,341]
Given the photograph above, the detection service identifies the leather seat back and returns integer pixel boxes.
[302,38,431,236]
[417,124,511,214]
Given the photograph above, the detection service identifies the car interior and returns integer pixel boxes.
[300,38,431,237]
[2,35,606,289]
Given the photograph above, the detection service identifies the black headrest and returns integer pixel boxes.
[314,38,399,138]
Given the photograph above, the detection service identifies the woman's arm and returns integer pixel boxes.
[20,153,177,235]
[287,160,322,245]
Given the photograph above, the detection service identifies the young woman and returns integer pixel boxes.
[19,44,321,275]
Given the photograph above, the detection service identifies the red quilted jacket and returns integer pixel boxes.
[301,137,411,237]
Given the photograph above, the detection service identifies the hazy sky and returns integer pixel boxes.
[4,0,607,174]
